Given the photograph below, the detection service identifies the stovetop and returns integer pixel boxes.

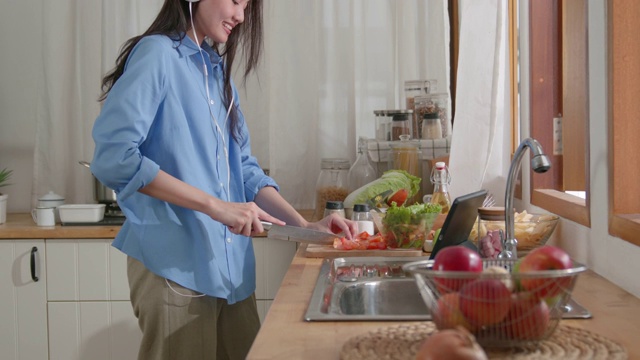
[61,216,126,226]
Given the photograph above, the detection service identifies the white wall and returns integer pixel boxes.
[518,0,640,298]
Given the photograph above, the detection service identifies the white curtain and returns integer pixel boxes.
[448,0,511,204]
[32,0,451,211]
[240,0,450,209]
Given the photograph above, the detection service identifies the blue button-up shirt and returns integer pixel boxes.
[91,34,277,303]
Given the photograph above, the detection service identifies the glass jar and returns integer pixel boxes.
[314,158,350,220]
[405,80,437,138]
[414,92,452,138]
[389,135,421,204]
[421,112,443,140]
[476,207,506,258]
[390,111,413,141]
[351,203,374,235]
[323,200,346,218]
[374,110,393,141]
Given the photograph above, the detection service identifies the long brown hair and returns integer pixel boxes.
[99,0,263,142]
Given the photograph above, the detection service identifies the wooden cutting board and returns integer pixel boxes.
[303,243,425,258]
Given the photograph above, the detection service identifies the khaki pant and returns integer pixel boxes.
[127,257,261,360]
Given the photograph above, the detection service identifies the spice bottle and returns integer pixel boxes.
[323,201,346,218]
[421,112,443,140]
[429,161,451,214]
[314,158,350,220]
[351,203,374,235]
[390,111,413,141]
[348,137,378,192]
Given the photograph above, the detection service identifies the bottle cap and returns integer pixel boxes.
[435,161,446,170]
[325,201,344,210]
[353,203,370,212]
[422,112,439,119]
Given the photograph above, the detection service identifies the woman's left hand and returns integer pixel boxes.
[308,213,358,240]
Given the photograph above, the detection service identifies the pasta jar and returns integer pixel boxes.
[388,135,421,204]
[314,158,350,221]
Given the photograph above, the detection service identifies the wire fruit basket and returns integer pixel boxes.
[402,258,587,348]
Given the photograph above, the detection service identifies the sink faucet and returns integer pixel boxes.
[501,138,551,259]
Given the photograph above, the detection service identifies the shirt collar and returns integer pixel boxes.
[176,33,223,67]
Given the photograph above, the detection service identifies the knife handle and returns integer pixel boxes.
[260,221,272,231]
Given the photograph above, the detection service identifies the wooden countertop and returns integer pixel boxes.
[247,244,640,359]
[0,213,121,239]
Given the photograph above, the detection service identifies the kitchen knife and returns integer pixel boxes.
[261,221,338,245]
[366,189,394,212]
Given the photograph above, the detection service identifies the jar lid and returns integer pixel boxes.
[478,206,506,220]
[422,112,439,119]
[321,158,350,170]
[38,191,64,201]
[353,203,370,212]
[392,113,410,121]
[325,201,344,210]
[373,109,413,117]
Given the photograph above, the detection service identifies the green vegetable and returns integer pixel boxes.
[382,202,442,249]
[343,170,421,209]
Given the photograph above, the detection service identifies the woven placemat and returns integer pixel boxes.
[340,322,627,360]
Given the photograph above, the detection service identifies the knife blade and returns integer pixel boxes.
[366,189,394,212]
[261,221,337,245]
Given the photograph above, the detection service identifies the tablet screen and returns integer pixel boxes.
[429,189,488,259]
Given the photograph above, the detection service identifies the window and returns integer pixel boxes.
[608,0,640,246]
[520,0,590,226]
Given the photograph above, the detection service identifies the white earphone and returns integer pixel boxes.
[187,0,234,200]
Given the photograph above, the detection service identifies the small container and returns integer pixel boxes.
[58,204,106,223]
[421,112,443,139]
[351,203,374,235]
[391,112,413,141]
[314,158,350,220]
[37,191,65,223]
[323,201,346,218]
[429,161,451,213]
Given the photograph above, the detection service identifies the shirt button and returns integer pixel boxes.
[210,99,215,105]
[226,238,232,243]
[220,182,224,187]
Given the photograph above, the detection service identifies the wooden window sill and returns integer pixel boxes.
[609,214,640,247]
[531,189,589,227]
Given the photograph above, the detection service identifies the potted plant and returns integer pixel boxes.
[0,167,13,224]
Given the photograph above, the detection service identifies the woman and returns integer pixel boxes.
[91,0,357,359]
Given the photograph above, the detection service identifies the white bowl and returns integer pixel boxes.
[58,204,106,223]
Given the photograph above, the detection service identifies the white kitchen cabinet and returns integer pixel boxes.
[252,237,297,322]
[46,239,141,360]
[0,240,49,360]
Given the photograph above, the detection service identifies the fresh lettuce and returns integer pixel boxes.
[343,170,421,209]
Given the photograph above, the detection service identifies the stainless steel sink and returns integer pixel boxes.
[304,256,592,322]
[304,257,430,321]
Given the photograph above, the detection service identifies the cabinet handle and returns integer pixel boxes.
[30,246,39,282]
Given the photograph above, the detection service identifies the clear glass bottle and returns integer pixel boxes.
[351,203,374,235]
[314,158,350,220]
[430,161,452,214]
[348,137,378,192]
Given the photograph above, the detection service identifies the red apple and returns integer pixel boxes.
[459,279,512,327]
[433,292,474,331]
[500,292,550,340]
[517,245,573,299]
[432,246,483,293]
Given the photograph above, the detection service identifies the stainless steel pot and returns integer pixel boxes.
[79,161,117,203]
